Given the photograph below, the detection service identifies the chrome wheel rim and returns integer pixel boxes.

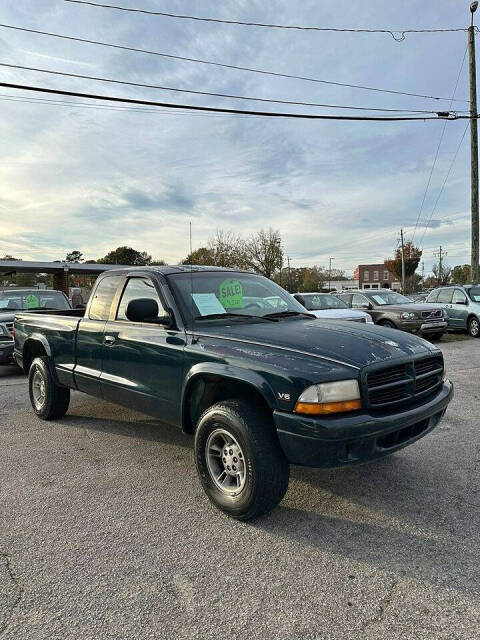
[471,319,479,336]
[206,428,246,496]
[32,370,46,410]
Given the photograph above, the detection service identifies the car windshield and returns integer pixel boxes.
[468,286,480,302]
[167,271,308,325]
[301,294,348,310]
[368,291,414,306]
[0,290,70,311]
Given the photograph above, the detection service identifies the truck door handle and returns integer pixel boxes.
[103,335,116,346]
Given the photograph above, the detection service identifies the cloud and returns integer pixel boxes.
[0,0,472,274]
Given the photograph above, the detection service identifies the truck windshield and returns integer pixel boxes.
[301,294,348,310]
[0,290,70,311]
[468,286,480,302]
[167,271,307,325]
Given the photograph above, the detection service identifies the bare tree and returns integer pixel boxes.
[243,228,283,278]
[432,262,452,286]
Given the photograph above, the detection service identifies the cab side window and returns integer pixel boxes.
[89,275,122,321]
[437,289,453,304]
[452,289,467,304]
[116,277,165,321]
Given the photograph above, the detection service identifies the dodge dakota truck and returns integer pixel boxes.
[14,266,453,520]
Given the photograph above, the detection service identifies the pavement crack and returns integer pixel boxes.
[0,552,24,638]
[360,576,400,634]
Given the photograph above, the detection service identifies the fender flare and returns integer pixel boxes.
[181,362,278,431]
[22,334,52,370]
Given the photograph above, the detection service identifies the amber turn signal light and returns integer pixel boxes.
[294,399,361,415]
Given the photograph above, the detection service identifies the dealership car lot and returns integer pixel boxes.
[0,336,479,639]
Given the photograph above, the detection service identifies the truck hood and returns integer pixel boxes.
[310,308,368,320]
[197,318,438,370]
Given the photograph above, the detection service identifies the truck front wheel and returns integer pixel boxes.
[28,357,70,420]
[194,400,289,520]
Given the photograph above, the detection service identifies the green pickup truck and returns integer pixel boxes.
[14,266,453,519]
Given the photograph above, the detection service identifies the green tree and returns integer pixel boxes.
[451,264,471,284]
[98,246,152,266]
[65,250,83,263]
[181,247,216,265]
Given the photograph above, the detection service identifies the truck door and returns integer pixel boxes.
[100,275,185,426]
[75,274,123,397]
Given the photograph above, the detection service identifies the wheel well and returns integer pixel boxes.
[467,314,479,325]
[23,340,47,373]
[183,375,271,433]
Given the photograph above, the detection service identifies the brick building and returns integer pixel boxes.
[357,264,400,291]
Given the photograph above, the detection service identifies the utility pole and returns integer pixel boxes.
[287,255,291,292]
[421,261,425,285]
[400,228,406,293]
[328,257,334,292]
[469,2,479,281]
[434,246,447,286]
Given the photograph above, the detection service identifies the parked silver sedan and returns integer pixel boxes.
[426,285,480,337]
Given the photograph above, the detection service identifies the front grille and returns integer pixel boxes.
[365,355,444,408]
[421,309,442,320]
[6,322,13,334]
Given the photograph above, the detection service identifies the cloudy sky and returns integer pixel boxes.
[0,0,475,275]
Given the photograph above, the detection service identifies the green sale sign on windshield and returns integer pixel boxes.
[219,279,243,308]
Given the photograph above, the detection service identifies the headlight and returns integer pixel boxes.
[294,379,361,415]
[400,312,417,320]
[0,324,8,336]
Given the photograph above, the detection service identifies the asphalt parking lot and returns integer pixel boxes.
[0,336,479,640]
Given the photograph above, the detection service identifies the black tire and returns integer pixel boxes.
[194,400,289,520]
[468,316,480,338]
[379,319,397,329]
[28,356,70,420]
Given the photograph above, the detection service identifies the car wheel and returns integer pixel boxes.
[28,356,70,420]
[468,316,480,338]
[379,319,397,329]
[194,400,289,520]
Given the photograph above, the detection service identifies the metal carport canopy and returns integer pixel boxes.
[0,260,129,275]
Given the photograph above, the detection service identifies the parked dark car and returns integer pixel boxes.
[426,285,480,337]
[0,322,14,365]
[0,288,72,365]
[15,267,453,520]
[336,289,447,339]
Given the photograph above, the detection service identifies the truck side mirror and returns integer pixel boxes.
[126,298,171,326]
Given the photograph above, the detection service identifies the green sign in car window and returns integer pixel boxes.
[219,279,243,308]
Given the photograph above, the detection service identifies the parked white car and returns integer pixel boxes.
[293,293,374,324]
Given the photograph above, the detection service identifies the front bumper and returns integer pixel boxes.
[274,380,453,467]
[0,339,14,364]
[399,320,448,334]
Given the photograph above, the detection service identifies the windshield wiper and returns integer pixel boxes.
[194,312,278,322]
[263,310,315,319]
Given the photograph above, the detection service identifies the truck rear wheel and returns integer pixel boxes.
[194,400,289,520]
[28,356,70,420]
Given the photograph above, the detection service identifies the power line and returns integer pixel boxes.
[419,122,469,248]
[0,82,470,120]
[63,1,471,42]
[0,23,469,103]
[411,47,468,243]
[0,92,259,118]
[0,62,456,114]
